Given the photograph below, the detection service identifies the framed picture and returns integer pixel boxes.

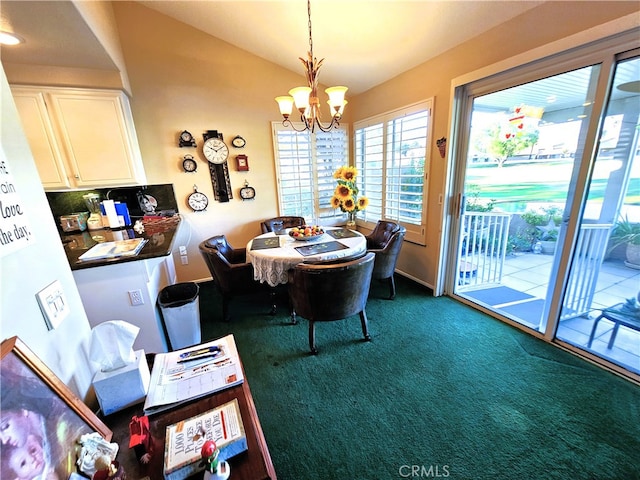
[1,336,112,480]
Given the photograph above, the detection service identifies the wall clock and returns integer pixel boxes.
[236,154,249,171]
[182,154,197,172]
[187,185,208,211]
[232,135,246,148]
[240,181,256,201]
[202,130,232,202]
[179,130,197,148]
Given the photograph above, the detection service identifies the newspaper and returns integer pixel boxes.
[143,335,244,415]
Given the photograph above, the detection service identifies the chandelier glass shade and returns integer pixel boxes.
[275,0,347,132]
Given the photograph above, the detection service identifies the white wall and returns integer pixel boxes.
[0,65,96,402]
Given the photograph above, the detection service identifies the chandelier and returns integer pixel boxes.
[275,0,347,133]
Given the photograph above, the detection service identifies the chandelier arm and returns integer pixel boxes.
[282,118,313,133]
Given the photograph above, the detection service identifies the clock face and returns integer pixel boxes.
[240,186,256,200]
[182,155,197,172]
[188,191,209,211]
[203,137,229,165]
[181,131,192,142]
[232,135,246,148]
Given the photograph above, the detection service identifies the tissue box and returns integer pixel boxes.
[93,349,150,415]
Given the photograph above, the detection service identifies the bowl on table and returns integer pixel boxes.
[288,225,325,241]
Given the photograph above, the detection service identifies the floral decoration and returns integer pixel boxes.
[200,439,220,474]
[330,166,368,215]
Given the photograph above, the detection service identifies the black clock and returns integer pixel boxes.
[187,185,208,211]
[240,181,256,201]
[179,130,197,148]
[232,135,246,148]
[203,130,232,202]
[182,154,197,172]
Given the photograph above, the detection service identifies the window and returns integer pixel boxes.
[272,123,349,223]
[355,100,433,244]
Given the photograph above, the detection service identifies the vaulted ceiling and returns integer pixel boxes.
[1,0,544,95]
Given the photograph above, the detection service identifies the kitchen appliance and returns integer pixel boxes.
[83,193,104,230]
[60,212,89,232]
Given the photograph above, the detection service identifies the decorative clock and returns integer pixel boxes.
[179,130,197,148]
[187,185,208,211]
[182,154,197,173]
[232,135,246,148]
[240,181,256,201]
[236,154,249,172]
[202,130,232,202]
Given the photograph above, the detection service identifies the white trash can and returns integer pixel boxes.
[158,282,201,350]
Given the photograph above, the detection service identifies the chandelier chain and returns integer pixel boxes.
[307,0,313,57]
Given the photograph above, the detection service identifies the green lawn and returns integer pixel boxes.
[465,160,640,210]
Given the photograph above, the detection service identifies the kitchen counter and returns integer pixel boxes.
[62,216,181,270]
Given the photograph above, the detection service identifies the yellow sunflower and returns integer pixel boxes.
[340,166,358,182]
[357,196,369,210]
[335,184,352,199]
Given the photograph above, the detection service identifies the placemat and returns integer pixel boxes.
[325,228,359,239]
[295,241,349,256]
[250,237,280,250]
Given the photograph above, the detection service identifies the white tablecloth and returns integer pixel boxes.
[247,227,367,287]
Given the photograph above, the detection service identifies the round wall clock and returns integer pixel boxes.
[232,135,246,148]
[202,130,232,202]
[187,185,208,211]
[182,154,197,172]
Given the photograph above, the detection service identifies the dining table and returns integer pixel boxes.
[246,226,367,287]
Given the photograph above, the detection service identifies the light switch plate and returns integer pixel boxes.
[36,280,69,330]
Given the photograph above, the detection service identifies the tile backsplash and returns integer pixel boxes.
[46,184,179,222]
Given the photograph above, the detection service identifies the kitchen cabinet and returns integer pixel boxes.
[11,86,146,190]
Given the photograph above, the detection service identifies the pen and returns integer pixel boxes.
[179,345,221,359]
[177,352,221,363]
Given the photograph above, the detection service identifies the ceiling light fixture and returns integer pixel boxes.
[0,31,24,46]
[275,0,347,133]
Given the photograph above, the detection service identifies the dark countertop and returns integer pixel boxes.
[62,216,181,270]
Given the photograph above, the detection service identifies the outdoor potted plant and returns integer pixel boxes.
[520,207,563,254]
[608,216,640,268]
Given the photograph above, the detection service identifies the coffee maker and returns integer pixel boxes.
[83,193,104,230]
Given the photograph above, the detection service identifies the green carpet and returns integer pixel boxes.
[197,276,640,480]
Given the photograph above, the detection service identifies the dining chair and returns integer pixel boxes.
[260,216,305,234]
[287,252,375,354]
[365,220,406,299]
[199,235,266,321]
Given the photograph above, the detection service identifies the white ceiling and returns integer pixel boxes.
[1,0,544,95]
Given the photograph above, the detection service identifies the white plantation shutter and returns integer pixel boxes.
[272,123,348,223]
[355,100,432,245]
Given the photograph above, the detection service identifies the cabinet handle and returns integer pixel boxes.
[74,174,80,179]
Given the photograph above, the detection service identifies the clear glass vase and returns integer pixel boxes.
[346,211,357,230]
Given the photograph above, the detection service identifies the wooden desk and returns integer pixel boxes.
[104,376,276,480]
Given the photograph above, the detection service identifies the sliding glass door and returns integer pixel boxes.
[557,52,640,373]
[448,36,639,377]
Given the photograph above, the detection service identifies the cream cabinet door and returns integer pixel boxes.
[11,86,146,189]
[12,90,70,189]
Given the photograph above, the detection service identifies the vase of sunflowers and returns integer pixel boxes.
[331,166,368,230]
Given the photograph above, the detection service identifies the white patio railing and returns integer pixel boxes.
[457,212,512,288]
[561,223,614,320]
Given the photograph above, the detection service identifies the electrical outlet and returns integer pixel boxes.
[181,255,189,265]
[128,289,144,306]
[179,245,187,255]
